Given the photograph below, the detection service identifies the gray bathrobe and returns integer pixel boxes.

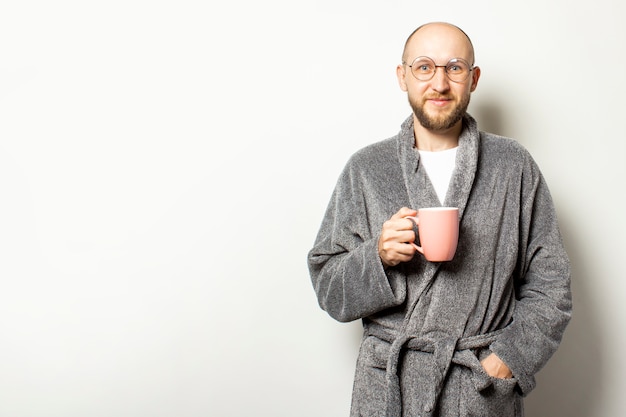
[307,114,572,417]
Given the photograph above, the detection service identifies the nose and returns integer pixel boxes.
[430,66,450,92]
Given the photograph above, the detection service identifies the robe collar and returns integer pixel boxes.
[396,113,480,222]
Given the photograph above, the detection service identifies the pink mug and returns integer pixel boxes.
[408,207,459,262]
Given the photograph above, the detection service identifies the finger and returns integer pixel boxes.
[381,227,416,245]
[405,216,418,231]
[382,217,417,234]
[391,207,417,220]
[379,241,417,267]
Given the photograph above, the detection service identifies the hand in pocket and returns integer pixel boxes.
[480,352,513,379]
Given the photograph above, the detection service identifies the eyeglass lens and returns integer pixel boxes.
[410,57,471,82]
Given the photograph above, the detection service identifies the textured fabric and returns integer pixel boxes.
[307,114,572,417]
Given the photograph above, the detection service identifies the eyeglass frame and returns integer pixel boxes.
[402,56,476,83]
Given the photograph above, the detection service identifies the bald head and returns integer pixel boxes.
[402,22,475,65]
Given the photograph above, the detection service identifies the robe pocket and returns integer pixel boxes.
[460,350,523,417]
[462,370,522,417]
[352,336,389,417]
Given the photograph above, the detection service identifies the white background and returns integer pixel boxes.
[0,1,623,416]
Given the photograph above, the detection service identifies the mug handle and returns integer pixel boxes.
[406,216,424,255]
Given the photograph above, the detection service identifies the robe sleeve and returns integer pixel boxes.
[490,156,572,395]
[307,159,407,323]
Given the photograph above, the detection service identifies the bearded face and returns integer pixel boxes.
[409,90,471,132]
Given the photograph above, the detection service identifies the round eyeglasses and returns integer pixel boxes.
[404,56,474,83]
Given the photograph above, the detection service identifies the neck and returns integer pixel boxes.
[413,117,463,151]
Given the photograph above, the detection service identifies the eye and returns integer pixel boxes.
[447,59,468,73]
[447,64,464,73]
[413,60,434,73]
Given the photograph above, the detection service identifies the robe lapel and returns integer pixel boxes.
[397,114,480,215]
[395,114,481,329]
[444,115,480,220]
[397,116,441,211]
[396,116,444,325]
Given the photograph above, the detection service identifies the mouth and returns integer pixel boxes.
[426,96,453,107]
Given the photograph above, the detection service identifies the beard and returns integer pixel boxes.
[410,92,471,131]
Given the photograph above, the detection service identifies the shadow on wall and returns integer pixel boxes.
[471,100,514,138]
[523,215,603,417]
[473,101,603,416]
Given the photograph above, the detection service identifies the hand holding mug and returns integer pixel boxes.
[407,207,459,262]
[378,207,419,268]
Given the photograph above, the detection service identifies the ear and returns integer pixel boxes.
[469,66,481,92]
[396,64,408,92]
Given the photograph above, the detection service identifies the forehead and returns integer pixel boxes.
[404,24,474,63]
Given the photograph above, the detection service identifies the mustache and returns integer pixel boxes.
[424,94,453,100]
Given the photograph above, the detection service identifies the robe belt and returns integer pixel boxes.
[365,327,506,417]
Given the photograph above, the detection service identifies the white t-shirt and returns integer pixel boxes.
[417,147,458,205]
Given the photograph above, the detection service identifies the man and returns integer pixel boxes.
[307,22,572,417]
